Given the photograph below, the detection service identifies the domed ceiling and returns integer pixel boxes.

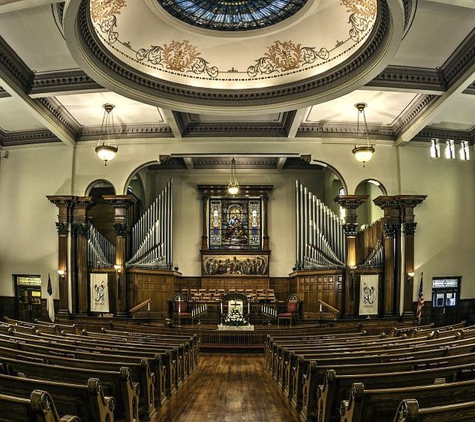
[64,0,404,112]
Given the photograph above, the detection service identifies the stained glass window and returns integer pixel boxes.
[157,0,308,31]
[209,197,262,249]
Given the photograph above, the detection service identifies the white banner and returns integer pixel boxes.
[359,274,379,316]
[90,273,109,313]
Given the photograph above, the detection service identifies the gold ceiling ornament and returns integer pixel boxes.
[95,103,118,166]
[352,102,374,167]
[227,158,239,195]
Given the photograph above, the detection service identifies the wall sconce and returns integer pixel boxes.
[114,264,121,273]
[57,269,66,279]
[408,272,415,279]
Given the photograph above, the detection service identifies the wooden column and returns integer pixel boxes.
[47,196,74,318]
[72,197,93,315]
[374,196,401,317]
[400,196,427,317]
[335,195,368,317]
[201,194,209,250]
[103,195,136,316]
[262,192,270,251]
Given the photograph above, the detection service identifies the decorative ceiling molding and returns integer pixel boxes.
[296,122,395,140]
[183,122,288,138]
[2,129,61,146]
[440,28,475,89]
[366,66,445,93]
[0,35,34,93]
[78,123,173,142]
[413,127,474,143]
[30,69,103,97]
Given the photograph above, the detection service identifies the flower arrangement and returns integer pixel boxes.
[223,307,247,326]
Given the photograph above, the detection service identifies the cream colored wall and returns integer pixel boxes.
[0,139,473,303]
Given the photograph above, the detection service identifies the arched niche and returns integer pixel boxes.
[86,180,116,244]
[355,179,387,228]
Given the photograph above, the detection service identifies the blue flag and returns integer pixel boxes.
[47,273,55,322]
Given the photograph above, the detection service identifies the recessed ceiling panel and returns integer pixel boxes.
[55,93,165,126]
[305,90,420,126]
[0,96,45,132]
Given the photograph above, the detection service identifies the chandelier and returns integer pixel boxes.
[95,103,118,166]
[227,158,239,195]
[352,103,375,167]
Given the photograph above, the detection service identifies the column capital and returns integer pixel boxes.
[334,195,368,210]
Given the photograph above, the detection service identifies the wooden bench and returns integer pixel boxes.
[393,398,475,422]
[287,337,475,412]
[339,378,475,422]
[0,355,140,422]
[297,349,475,421]
[1,328,179,401]
[0,373,114,422]
[0,389,80,422]
[315,361,475,422]
[0,343,153,420]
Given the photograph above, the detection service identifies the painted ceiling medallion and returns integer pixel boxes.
[64,0,403,111]
[156,0,309,31]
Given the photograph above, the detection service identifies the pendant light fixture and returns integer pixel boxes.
[352,102,375,167]
[227,158,239,195]
[95,103,118,166]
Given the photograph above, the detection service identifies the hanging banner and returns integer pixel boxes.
[359,274,379,316]
[90,273,109,313]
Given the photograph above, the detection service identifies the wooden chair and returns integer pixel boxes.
[172,293,193,325]
[277,293,300,326]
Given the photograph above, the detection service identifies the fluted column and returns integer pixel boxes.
[103,195,136,316]
[374,196,401,316]
[47,196,74,318]
[72,197,93,315]
[399,196,426,316]
[201,194,209,250]
[335,195,368,316]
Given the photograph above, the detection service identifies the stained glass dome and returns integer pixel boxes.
[156,0,309,31]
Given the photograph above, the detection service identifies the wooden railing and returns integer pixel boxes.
[129,298,151,314]
[318,299,340,318]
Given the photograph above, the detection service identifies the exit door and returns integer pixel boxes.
[431,276,460,327]
[14,274,43,322]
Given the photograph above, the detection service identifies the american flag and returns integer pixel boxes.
[416,272,424,324]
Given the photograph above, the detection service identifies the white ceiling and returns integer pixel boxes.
[0,0,474,157]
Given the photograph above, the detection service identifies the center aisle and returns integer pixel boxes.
[151,352,300,422]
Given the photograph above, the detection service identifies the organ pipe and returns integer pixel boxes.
[126,179,173,269]
[295,181,346,269]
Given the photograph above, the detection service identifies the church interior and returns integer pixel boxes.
[0,0,474,421]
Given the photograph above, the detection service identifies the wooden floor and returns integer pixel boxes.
[151,353,301,422]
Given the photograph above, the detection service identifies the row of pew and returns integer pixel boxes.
[0,317,201,422]
[265,320,475,421]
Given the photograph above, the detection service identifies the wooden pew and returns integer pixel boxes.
[297,349,475,421]
[287,336,475,411]
[339,378,475,422]
[0,373,114,422]
[0,355,140,422]
[315,361,475,422]
[0,389,80,422]
[0,343,153,420]
[393,398,475,422]
[0,328,178,401]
